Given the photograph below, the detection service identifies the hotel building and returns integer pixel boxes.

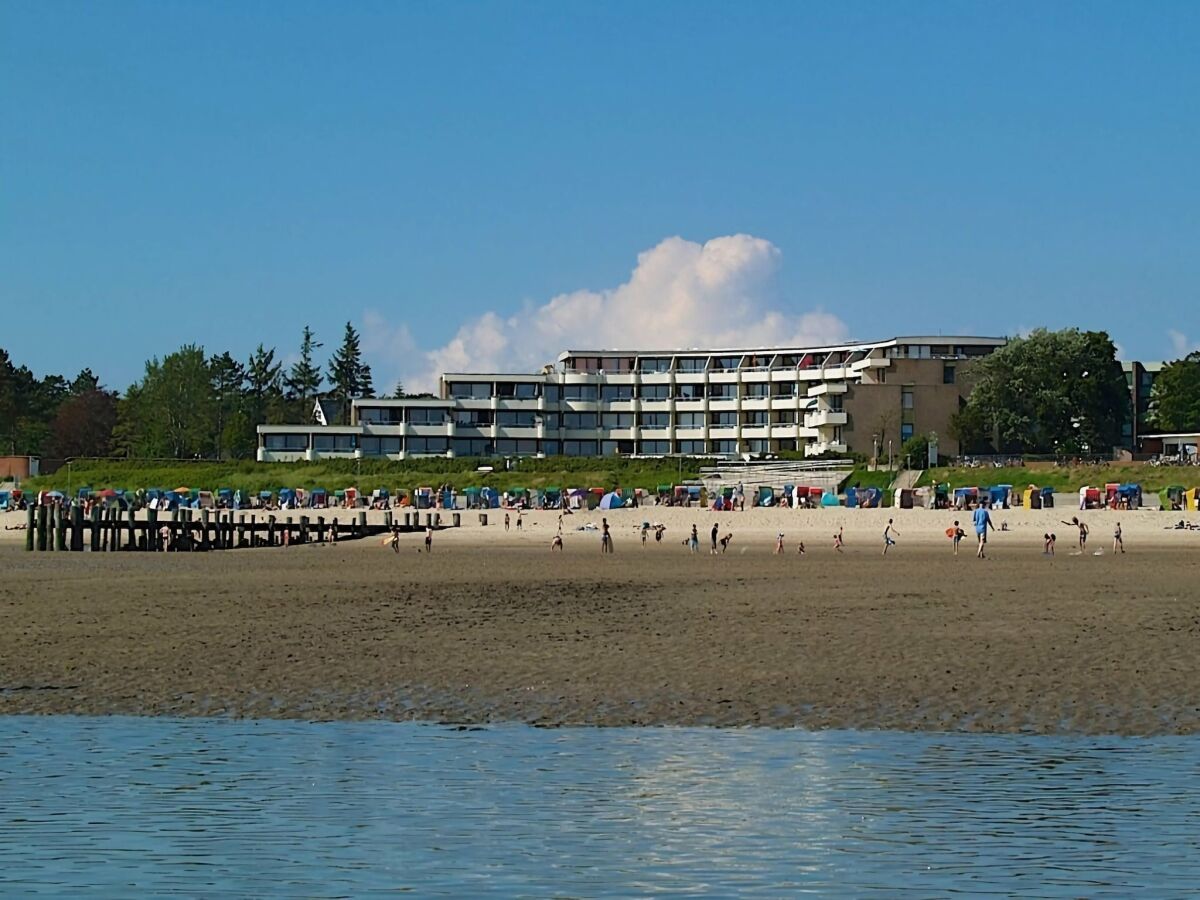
[257,335,1006,462]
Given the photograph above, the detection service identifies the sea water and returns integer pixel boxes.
[1,717,1197,896]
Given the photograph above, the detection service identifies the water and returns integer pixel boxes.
[2,718,1198,896]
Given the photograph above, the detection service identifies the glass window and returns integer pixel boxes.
[676,440,706,455]
[901,390,914,409]
[710,412,737,428]
[601,384,635,401]
[360,436,401,456]
[496,410,538,427]
[772,383,798,397]
[675,412,704,429]
[264,433,308,451]
[563,412,598,429]
[676,357,707,373]
[563,384,598,401]
[314,434,357,452]
[639,440,671,455]
[745,439,770,453]
[640,384,670,401]
[448,382,492,399]
[452,438,493,456]
[638,357,670,373]
[601,440,634,455]
[563,440,598,457]
[358,406,404,424]
[542,440,560,456]
[639,412,669,428]
[409,436,448,454]
[495,381,541,399]
[712,356,740,371]
[943,365,956,385]
[710,440,737,454]
[742,411,769,426]
[708,383,737,399]
[601,413,634,429]
[455,409,493,427]
[900,424,914,441]
[743,382,770,398]
[408,408,448,425]
[544,385,561,403]
[675,383,705,401]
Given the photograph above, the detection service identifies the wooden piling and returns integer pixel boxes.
[26,504,35,551]
[237,514,246,548]
[300,515,309,545]
[53,505,66,551]
[480,513,487,526]
[91,506,102,552]
[452,512,460,528]
[357,511,367,537]
[36,504,48,552]
[70,504,84,551]
[316,516,326,543]
[126,507,136,550]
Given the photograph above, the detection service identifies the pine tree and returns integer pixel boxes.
[209,351,245,459]
[283,326,323,419]
[327,321,373,419]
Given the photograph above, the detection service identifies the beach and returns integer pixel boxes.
[1,506,1198,734]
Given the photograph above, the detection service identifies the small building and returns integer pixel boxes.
[0,456,39,481]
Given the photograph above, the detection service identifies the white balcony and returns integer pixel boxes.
[804,409,848,429]
[805,441,848,456]
[806,381,848,398]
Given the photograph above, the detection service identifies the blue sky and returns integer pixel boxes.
[3,1,1198,391]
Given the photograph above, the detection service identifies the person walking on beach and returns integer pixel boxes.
[1043,532,1056,555]
[641,522,649,547]
[516,510,523,532]
[1061,516,1089,552]
[1113,521,1124,554]
[775,532,785,554]
[833,528,844,553]
[424,525,433,553]
[882,519,898,555]
[504,512,510,532]
[689,524,699,553]
[601,517,612,553]
[710,522,720,555]
[389,525,400,554]
[973,504,993,559]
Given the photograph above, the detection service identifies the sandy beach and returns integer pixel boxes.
[2,505,1198,734]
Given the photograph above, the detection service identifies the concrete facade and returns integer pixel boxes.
[257,336,1006,462]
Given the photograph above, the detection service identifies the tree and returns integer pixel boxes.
[283,326,323,416]
[209,351,246,459]
[1147,353,1200,433]
[0,348,68,456]
[391,380,405,399]
[327,321,374,421]
[70,369,101,395]
[116,345,216,459]
[48,389,118,458]
[900,433,931,470]
[955,328,1128,455]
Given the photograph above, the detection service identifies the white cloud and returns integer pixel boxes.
[364,234,850,392]
[1167,329,1198,359]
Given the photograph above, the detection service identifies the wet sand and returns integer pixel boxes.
[3,527,1199,735]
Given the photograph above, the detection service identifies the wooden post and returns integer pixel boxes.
[300,515,309,545]
[267,514,276,547]
[25,503,35,551]
[201,509,211,550]
[50,505,63,551]
[36,504,48,552]
[250,514,257,547]
[125,507,135,550]
[147,508,158,551]
[384,511,392,530]
[453,512,460,528]
[357,511,367,538]
[316,515,326,543]
[237,514,246,548]
[70,504,84,551]
[480,512,487,526]
[91,506,103,552]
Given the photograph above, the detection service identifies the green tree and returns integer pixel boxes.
[70,369,101,395]
[956,328,1128,455]
[209,351,246,459]
[117,345,217,459]
[48,388,118,459]
[327,321,374,421]
[0,348,68,456]
[1147,352,1200,433]
[900,433,931,470]
[283,326,323,418]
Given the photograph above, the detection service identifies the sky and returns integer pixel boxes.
[3,1,1198,392]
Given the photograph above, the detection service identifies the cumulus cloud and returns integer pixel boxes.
[365,234,851,392]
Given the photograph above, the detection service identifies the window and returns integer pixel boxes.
[453,438,494,456]
[494,439,539,455]
[601,413,634,429]
[708,383,737,400]
[544,385,561,403]
[601,440,634,455]
[773,411,798,425]
[542,440,560,456]
[710,411,737,428]
[601,384,635,402]
[264,433,308,451]
[676,357,706,373]
[313,434,357,452]
[829,395,844,412]
[360,436,401,456]
[409,436,448,454]
[640,440,670,454]
[742,411,769,427]
[676,440,706,455]
[772,383,798,397]
[496,410,538,427]
[675,383,705,401]
[743,383,770,398]
[640,384,670,401]
[901,390,914,409]
[676,412,705,429]
[563,440,598,457]
[745,439,770,453]
[900,424,914,441]
[448,382,492,399]
[639,412,669,428]
[710,439,737,455]
[712,356,740,371]
[455,409,493,427]
[495,381,541,399]
[943,365,956,385]
[638,357,670,373]
[408,408,448,425]
[563,384,598,401]
[358,406,403,424]
[562,412,598,429]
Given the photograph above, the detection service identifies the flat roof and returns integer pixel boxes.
[557,335,1007,359]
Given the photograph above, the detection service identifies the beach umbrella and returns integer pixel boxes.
[175,486,190,494]
[97,489,118,499]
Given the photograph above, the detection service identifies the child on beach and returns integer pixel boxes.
[882,519,898,555]
[601,517,612,553]
[504,512,510,532]
[775,533,785,554]
[796,541,806,555]
[641,522,649,547]
[719,533,733,553]
[424,525,433,553]
[551,533,563,551]
[688,524,699,553]
[389,526,400,553]
[1043,532,1056,555]
[655,524,665,543]
[950,520,965,555]
[833,528,844,553]
[1113,521,1124,554]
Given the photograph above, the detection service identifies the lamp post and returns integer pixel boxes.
[872,434,879,469]
[888,439,893,471]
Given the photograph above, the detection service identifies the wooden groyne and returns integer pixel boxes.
[22,506,461,552]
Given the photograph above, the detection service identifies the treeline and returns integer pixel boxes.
[1,322,396,461]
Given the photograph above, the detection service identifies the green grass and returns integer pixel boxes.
[839,467,896,493]
[917,463,1200,494]
[22,457,710,497]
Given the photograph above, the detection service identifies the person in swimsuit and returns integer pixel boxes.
[1113,521,1124,554]
[424,525,433,553]
[1061,517,1089,552]
[551,533,563,552]
[1043,532,1056,555]
[775,533,785,554]
[833,529,844,553]
[882,519,898,555]
[951,520,965,556]
[719,533,733,553]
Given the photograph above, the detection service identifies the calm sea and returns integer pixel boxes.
[1,717,1197,896]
